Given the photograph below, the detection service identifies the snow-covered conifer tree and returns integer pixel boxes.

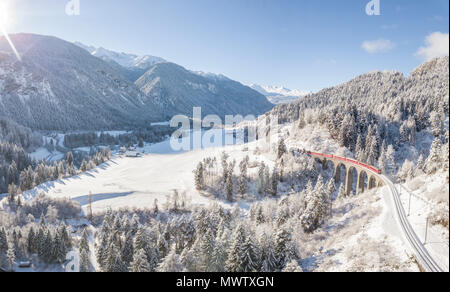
[194,162,205,191]
[129,248,151,272]
[6,243,15,271]
[274,228,293,271]
[226,224,246,272]
[425,137,443,174]
[157,245,184,272]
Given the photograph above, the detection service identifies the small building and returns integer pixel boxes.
[125,150,141,157]
[18,261,32,268]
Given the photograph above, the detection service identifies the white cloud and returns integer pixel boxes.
[416,32,449,61]
[361,39,396,53]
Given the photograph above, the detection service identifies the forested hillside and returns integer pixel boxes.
[0,34,165,131]
[135,62,274,118]
[270,57,449,178]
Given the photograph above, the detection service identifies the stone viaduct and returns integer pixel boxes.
[307,152,384,196]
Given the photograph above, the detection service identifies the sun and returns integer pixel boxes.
[0,1,10,31]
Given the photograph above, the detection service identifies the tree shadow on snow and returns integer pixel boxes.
[72,192,134,206]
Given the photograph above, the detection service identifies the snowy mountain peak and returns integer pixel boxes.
[74,42,166,69]
[250,84,310,97]
[249,84,310,104]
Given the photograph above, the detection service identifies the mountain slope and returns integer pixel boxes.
[135,62,274,118]
[0,34,163,130]
[270,56,449,124]
[75,42,165,82]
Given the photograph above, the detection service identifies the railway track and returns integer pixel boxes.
[381,175,444,272]
[305,150,443,272]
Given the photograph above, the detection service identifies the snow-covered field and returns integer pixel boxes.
[23,129,264,212]
[24,125,342,213]
[29,147,65,162]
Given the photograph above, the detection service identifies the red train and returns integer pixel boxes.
[306,151,382,175]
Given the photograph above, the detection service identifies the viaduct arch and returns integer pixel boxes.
[308,151,384,196]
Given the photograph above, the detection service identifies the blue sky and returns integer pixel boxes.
[3,0,449,91]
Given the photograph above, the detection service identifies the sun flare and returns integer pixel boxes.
[0,1,10,31]
[0,0,21,61]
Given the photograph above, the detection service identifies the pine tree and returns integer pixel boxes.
[130,214,140,236]
[157,233,169,259]
[356,134,365,162]
[276,205,289,227]
[211,237,227,272]
[298,116,306,129]
[42,230,53,263]
[52,232,65,263]
[257,162,266,194]
[80,229,90,254]
[274,228,293,271]
[153,199,159,216]
[27,227,36,254]
[259,233,277,272]
[58,222,72,252]
[105,243,126,272]
[238,157,249,197]
[157,245,184,272]
[385,144,396,175]
[7,161,18,185]
[270,166,279,196]
[80,159,88,172]
[226,224,246,272]
[129,248,151,272]
[264,167,271,195]
[416,155,424,172]
[96,233,109,270]
[241,237,260,272]
[6,243,15,271]
[277,138,287,159]
[300,177,328,233]
[378,147,387,173]
[425,138,443,174]
[0,228,8,263]
[194,162,205,191]
[79,249,90,272]
[7,184,17,205]
[430,110,443,137]
[134,227,147,252]
[121,233,134,267]
[225,170,234,202]
[221,151,229,185]
[66,151,74,166]
[78,228,90,271]
[256,205,265,224]
[199,230,215,272]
